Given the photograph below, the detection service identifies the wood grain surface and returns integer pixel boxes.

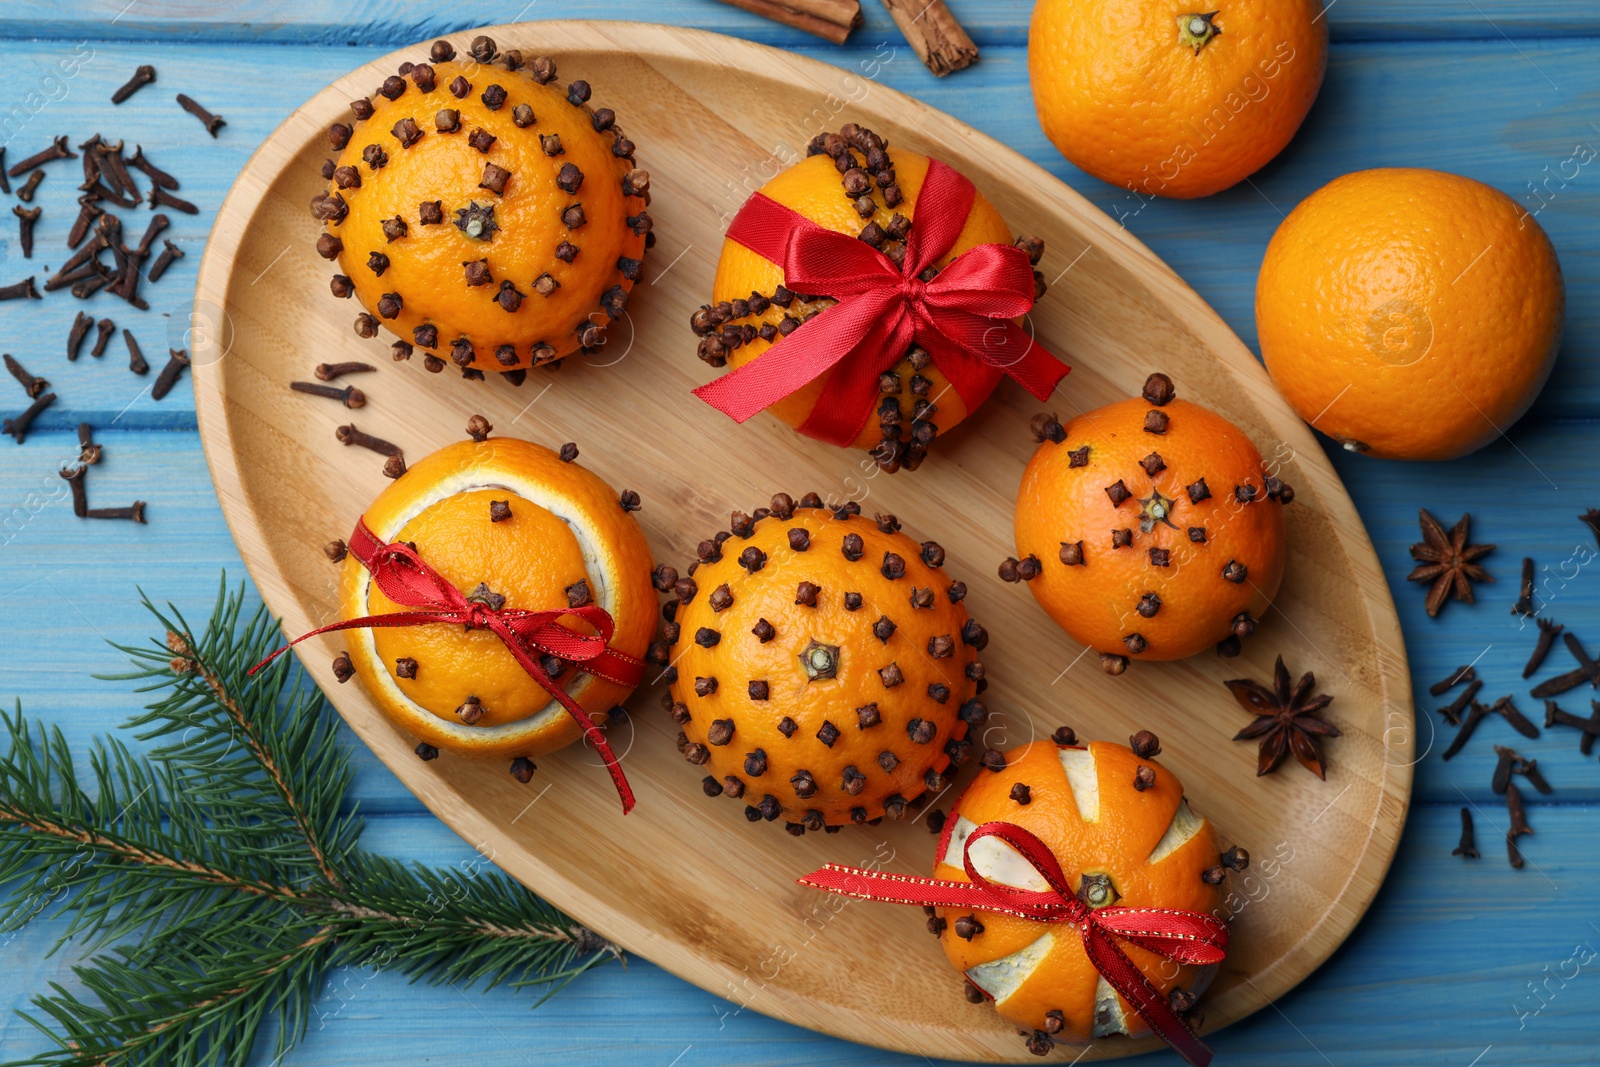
[189,21,1410,1062]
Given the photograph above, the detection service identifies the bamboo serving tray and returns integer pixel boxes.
[192,20,1413,1062]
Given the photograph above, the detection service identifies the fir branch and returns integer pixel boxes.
[0,579,618,1067]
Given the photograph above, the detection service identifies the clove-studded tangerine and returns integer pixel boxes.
[317,36,649,375]
[935,734,1239,1056]
[664,494,985,831]
[1010,373,1290,672]
[694,123,1049,473]
[336,422,657,777]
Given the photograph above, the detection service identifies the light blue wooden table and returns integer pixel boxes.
[2,2,1598,1063]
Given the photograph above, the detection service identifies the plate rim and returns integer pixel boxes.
[191,18,1414,1061]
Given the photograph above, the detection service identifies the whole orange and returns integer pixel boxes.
[1010,374,1289,672]
[933,734,1235,1055]
[1029,0,1327,199]
[318,35,648,374]
[1257,168,1564,460]
[663,494,983,831]
[338,424,657,772]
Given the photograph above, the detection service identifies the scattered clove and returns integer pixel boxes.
[6,135,75,178]
[90,318,116,358]
[1543,700,1600,756]
[151,349,190,400]
[0,277,41,301]
[1492,696,1539,739]
[147,239,185,282]
[76,423,101,467]
[336,423,402,457]
[58,464,87,518]
[1504,781,1531,869]
[1524,618,1563,679]
[4,392,55,443]
[1491,745,1516,794]
[1441,700,1491,761]
[315,361,374,381]
[1451,807,1478,859]
[112,64,157,104]
[176,93,225,136]
[1437,679,1481,726]
[128,145,179,190]
[12,206,40,259]
[67,312,92,361]
[123,330,149,375]
[290,381,365,408]
[3,354,48,398]
[15,171,44,203]
[86,502,146,523]
[1429,665,1475,697]
[1511,557,1535,616]
[150,185,199,215]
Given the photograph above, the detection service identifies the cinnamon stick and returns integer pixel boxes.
[714,0,863,44]
[880,0,979,76]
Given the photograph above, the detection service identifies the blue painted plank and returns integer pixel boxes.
[3,39,1599,429]
[0,0,1590,46]
[1,803,1595,1065]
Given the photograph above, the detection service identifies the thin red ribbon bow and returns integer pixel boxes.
[693,159,1070,446]
[798,821,1227,1067]
[251,518,645,813]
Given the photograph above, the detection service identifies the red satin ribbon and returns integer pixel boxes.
[693,159,1071,446]
[798,821,1227,1067]
[251,518,645,813]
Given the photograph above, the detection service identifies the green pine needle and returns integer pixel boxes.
[0,577,618,1067]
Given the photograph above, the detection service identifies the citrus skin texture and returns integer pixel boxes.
[323,55,647,370]
[1014,391,1287,662]
[1029,0,1327,199]
[667,501,983,830]
[1257,168,1564,460]
[710,147,1015,452]
[339,437,656,761]
[935,740,1223,1045]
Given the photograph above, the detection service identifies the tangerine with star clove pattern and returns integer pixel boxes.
[1009,373,1290,671]
[661,494,985,832]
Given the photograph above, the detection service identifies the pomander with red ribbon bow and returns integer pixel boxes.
[799,821,1229,1066]
[252,518,646,814]
[693,152,1070,454]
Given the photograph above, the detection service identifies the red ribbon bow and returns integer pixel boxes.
[799,821,1228,1066]
[251,518,645,813]
[693,159,1070,446]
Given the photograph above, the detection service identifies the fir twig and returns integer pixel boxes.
[0,578,618,1067]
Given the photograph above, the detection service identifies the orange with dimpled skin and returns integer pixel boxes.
[337,424,657,775]
[1029,0,1328,200]
[1009,373,1290,673]
[933,733,1239,1056]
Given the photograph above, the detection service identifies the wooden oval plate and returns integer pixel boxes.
[192,20,1412,1063]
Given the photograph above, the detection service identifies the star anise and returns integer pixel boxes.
[1407,509,1494,618]
[1227,656,1340,779]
